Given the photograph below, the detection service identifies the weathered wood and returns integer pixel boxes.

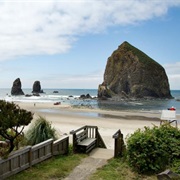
[76,129,88,142]
[53,136,69,155]
[113,129,124,157]
[0,136,69,179]
[78,138,96,146]
[96,131,106,148]
[70,125,106,154]
[31,139,53,166]
[0,146,31,179]
[77,138,96,153]
[70,126,87,134]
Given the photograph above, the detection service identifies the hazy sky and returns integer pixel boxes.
[0,0,180,90]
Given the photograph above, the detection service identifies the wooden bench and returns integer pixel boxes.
[70,126,97,153]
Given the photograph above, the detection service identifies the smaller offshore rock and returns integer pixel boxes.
[33,93,40,96]
[53,91,59,93]
[79,94,92,99]
[25,94,32,97]
[11,78,24,95]
[32,81,44,93]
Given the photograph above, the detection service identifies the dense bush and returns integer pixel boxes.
[25,116,58,145]
[126,124,180,174]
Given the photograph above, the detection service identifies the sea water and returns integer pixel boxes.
[0,88,180,114]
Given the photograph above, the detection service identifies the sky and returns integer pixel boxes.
[0,0,180,90]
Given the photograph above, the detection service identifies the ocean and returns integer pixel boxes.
[0,88,180,114]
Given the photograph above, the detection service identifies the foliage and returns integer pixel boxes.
[25,116,57,145]
[123,41,161,67]
[0,100,33,153]
[90,157,156,180]
[0,146,9,159]
[171,159,180,174]
[126,124,180,174]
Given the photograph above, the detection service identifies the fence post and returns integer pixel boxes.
[51,139,54,156]
[29,146,32,167]
[114,138,118,158]
[113,130,124,158]
[70,130,76,153]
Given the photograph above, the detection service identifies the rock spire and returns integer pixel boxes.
[11,78,24,95]
[98,41,172,99]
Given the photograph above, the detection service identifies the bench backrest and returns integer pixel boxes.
[76,129,88,143]
[161,110,176,120]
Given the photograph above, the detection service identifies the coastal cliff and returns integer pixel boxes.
[98,41,172,99]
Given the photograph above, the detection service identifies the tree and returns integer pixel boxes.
[0,100,33,153]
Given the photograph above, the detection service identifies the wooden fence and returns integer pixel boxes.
[0,136,69,179]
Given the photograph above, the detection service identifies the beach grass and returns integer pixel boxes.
[89,157,157,180]
[7,153,87,180]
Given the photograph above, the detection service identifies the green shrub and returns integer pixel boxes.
[25,116,58,145]
[126,124,180,174]
[171,159,180,174]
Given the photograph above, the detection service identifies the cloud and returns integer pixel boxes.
[164,62,180,89]
[168,74,180,90]
[0,0,180,61]
[164,62,180,75]
[39,70,104,88]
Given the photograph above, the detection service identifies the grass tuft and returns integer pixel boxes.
[90,158,157,180]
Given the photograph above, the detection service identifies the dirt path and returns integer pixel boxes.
[63,148,114,180]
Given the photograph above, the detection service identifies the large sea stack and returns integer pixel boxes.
[98,41,172,99]
[11,78,24,95]
[32,81,43,93]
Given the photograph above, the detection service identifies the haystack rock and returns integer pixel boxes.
[32,81,43,93]
[98,41,172,99]
[11,78,24,95]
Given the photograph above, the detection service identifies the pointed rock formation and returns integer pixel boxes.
[11,78,24,95]
[98,41,172,99]
[32,81,43,93]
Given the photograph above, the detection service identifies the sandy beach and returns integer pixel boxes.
[16,102,179,149]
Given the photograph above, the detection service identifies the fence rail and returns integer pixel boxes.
[0,136,69,179]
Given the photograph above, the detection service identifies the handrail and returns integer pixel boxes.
[96,130,106,148]
[70,125,98,134]
[70,126,86,134]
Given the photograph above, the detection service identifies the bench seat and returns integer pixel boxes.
[77,138,96,153]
